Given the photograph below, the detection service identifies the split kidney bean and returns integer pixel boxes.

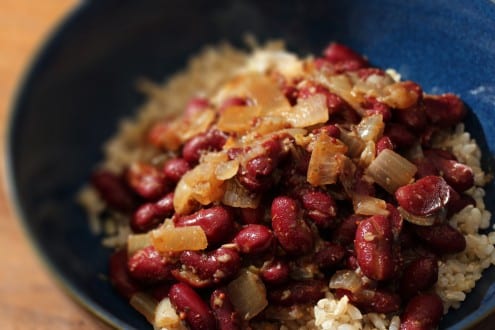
[268,280,326,306]
[385,123,417,147]
[162,157,190,184]
[174,206,235,246]
[399,256,438,298]
[314,242,346,269]
[337,288,401,314]
[415,223,466,254]
[376,136,394,155]
[400,293,443,330]
[126,162,167,200]
[424,93,466,127]
[210,288,241,330]
[127,246,174,284]
[271,196,314,255]
[108,249,140,299]
[301,191,338,229]
[91,170,137,212]
[182,129,227,164]
[233,224,274,255]
[395,176,451,216]
[172,247,241,288]
[355,215,396,281]
[169,282,217,330]
[259,259,290,286]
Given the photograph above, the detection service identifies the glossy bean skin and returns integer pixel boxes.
[414,223,466,254]
[172,247,241,288]
[301,191,338,229]
[355,215,396,281]
[233,224,274,255]
[127,246,174,284]
[174,206,235,246]
[400,293,444,330]
[337,288,401,314]
[182,129,227,164]
[131,192,175,233]
[424,93,466,127]
[434,158,474,192]
[399,256,438,298]
[162,158,190,184]
[321,42,369,72]
[314,242,346,270]
[259,259,290,286]
[268,280,326,306]
[271,196,314,255]
[108,249,140,299]
[395,176,450,216]
[210,288,241,330]
[126,162,167,200]
[169,282,217,330]
[91,170,136,212]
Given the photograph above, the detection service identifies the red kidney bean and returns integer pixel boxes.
[271,196,314,255]
[182,129,227,164]
[91,170,137,212]
[126,162,167,200]
[219,96,248,113]
[162,158,190,183]
[172,247,241,288]
[131,203,161,233]
[355,215,396,281]
[259,259,290,286]
[301,191,338,229]
[332,215,361,246]
[424,93,466,127]
[415,223,466,254]
[154,192,175,216]
[413,157,439,179]
[400,293,443,330]
[434,158,474,192]
[127,246,174,284]
[210,288,241,330]
[447,187,475,216]
[395,176,451,216]
[174,206,235,246]
[184,97,210,118]
[376,136,394,155]
[322,43,369,69]
[362,96,392,121]
[169,282,217,330]
[385,123,417,147]
[400,256,438,298]
[314,242,346,269]
[268,280,326,306]
[337,288,401,314]
[239,206,264,224]
[108,249,140,299]
[233,224,274,255]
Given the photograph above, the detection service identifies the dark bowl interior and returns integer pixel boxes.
[7,0,495,329]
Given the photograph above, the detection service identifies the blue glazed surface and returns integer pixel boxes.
[6,0,495,329]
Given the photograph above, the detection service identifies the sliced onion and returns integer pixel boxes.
[127,233,152,257]
[154,297,185,329]
[353,195,389,216]
[215,159,240,180]
[287,94,329,128]
[329,270,363,293]
[222,178,260,208]
[338,127,365,158]
[217,105,260,134]
[179,109,216,141]
[398,206,441,226]
[357,114,384,142]
[130,292,158,324]
[365,149,417,193]
[316,73,366,116]
[307,133,348,186]
[151,224,208,252]
[173,177,198,215]
[381,81,419,109]
[358,141,376,168]
[227,269,268,320]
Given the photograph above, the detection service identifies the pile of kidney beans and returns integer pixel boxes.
[90,42,477,330]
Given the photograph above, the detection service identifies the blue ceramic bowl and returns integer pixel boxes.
[6,0,495,329]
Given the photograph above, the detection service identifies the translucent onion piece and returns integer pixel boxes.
[215,159,240,180]
[381,81,419,109]
[217,105,260,133]
[127,233,152,256]
[252,116,290,136]
[338,128,365,158]
[155,297,186,329]
[222,178,260,208]
[353,195,389,216]
[358,141,376,168]
[287,94,329,128]
[398,206,439,226]
[151,224,208,252]
[307,133,348,186]
[329,270,363,293]
[357,114,384,142]
[173,178,198,215]
[130,292,158,324]
[365,149,417,193]
[179,109,216,141]
[316,73,366,116]
[227,269,268,320]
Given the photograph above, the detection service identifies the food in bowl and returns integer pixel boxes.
[79,40,495,329]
